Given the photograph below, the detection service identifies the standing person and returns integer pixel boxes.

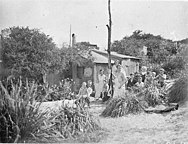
[112,60,120,76]
[95,69,106,100]
[112,60,127,89]
[113,64,126,98]
[155,68,167,88]
[112,60,127,81]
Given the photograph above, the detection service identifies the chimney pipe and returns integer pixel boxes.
[72,33,76,48]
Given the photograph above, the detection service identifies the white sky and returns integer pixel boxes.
[0,0,188,49]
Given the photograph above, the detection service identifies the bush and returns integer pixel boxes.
[0,79,47,143]
[35,105,102,142]
[167,74,188,105]
[37,78,76,101]
[162,56,186,78]
[0,78,103,143]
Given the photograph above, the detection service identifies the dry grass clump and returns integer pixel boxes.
[35,105,102,142]
[144,87,161,107]
[101,97,127,117]
[168,74,188,105]
[101,93,143,118]
[101,83,169,118]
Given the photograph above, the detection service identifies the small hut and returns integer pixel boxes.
[72,49,140,93]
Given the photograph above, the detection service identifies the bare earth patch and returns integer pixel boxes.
[89,102,188,144]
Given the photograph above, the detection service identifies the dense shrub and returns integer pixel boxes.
[162,56,186,78]
[37,78,76,101]
[0,79,47,143]
[167,73,188,105]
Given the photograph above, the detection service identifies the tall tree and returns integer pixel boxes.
[106,0,113,97]
[1,26,63,82]
[111,30,177,65]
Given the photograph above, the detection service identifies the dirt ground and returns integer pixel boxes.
[89,102,188,144]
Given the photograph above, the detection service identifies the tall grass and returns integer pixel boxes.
[0,79,48,143]
[35,105,102,142]
[0,78,103,143]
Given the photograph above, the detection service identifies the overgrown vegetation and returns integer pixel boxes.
[1,26,93,83]
[35,106,102,142]
[111,30,188,78]
[101,83,168,118]
[0,79,103,143]
[167,74,188,105]
[37,78,76,101]
[0,79,46,142]
[101,94,144,118]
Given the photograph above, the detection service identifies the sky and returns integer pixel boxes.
[0,0,188,49]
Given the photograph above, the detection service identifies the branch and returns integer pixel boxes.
[106,25,110,30]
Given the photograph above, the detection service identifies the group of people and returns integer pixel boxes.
[77,60,167,107]
[127,66,167,92]
[77,80,95,107]
[95,60,127,100]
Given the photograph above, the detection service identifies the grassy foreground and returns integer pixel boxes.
[0,79,104,143]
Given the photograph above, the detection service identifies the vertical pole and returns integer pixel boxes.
[71,33,76,92]
[106,0,113,97]
[69,25,72,48]
[0,33,3,79]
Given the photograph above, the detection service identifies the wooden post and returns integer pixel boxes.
[0,34,3,79]
[106,0,113,97]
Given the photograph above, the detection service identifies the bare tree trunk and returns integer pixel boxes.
[106,0,113,97]
[0,34,3,79]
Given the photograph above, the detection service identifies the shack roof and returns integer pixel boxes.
[91,50,114,64]
[80,49,140,64]
[92,49,140,60]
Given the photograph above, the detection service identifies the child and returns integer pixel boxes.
[78,82,90,107]
[102,79,110,102]
[135,76,144,89]
[134,76,144,93]
[154,68,167,88]
[87,80,93,96]
[144,71,153,88]
[87,80,95,102]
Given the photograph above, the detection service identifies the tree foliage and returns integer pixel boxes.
[60,41,94,67]
[1,27,63,82]
[162,44,188,78]
[111,30,177,64]
[1,26,94,82]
